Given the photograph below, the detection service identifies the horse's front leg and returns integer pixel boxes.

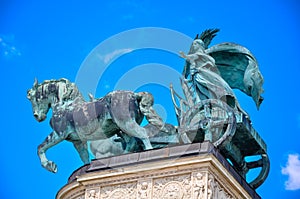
[73,141,90,164]
[38,131,66,173]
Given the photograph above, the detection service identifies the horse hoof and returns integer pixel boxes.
[43,161,58,173]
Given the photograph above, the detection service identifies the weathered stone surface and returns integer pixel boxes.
[58,142,261,199]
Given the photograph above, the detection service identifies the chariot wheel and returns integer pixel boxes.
[179,99,236,147]
[246,153,270,189]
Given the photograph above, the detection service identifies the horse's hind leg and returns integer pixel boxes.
[109,91,153,150]
[119,121,153,150]
[73,140,90,164]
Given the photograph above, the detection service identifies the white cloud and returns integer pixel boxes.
[0,35,21,58]
[282,153,300,190]
[99,48,133,64]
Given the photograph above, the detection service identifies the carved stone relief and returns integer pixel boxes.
[192,172,207,199]
[79,171,236,199]
[100,182,137,199]
[210,175,235,199]
[137,179,152,199]
[192,171,235,199]
[153,174,191,199]
[85,188,99,199]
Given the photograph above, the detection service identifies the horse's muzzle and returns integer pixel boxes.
[34,113,46,122]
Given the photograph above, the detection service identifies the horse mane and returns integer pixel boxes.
[38,78,84,103]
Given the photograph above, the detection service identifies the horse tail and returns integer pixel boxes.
[135,92,165,130]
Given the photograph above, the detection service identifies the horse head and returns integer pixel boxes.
[27,78,56,122]
[27,78,83,122]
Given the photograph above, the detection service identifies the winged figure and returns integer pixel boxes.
[180,29,264,112]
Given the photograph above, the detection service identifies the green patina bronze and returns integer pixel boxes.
[170,29,268,189]
[27,29,269,189]
[27,78,170,173]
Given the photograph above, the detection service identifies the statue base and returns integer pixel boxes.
[56,142,260,199]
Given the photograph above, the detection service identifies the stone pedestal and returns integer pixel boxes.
[56,142,260,199]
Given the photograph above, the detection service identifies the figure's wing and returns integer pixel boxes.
[206,42,264,109]
[199,28,220,49]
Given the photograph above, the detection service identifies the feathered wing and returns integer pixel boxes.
[199,29,220,49]
[205,42,264,109]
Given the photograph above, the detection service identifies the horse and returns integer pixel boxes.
[27,78,164,173]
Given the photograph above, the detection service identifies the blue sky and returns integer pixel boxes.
[1,0,300,198]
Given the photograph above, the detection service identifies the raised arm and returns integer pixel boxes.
[179,51,200,78]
